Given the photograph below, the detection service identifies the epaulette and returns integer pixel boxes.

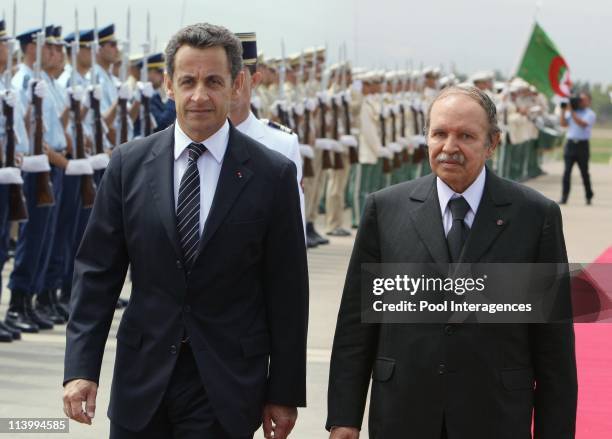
[261,118,294,135]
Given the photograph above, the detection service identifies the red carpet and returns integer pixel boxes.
[575,246,612,437]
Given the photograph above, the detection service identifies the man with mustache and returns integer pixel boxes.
[63,23,308,439]
[326,85,577,438]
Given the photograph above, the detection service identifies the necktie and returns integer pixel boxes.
[177,142,207,267]
[446,196,471,262]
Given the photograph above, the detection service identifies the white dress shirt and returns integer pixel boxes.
[437,166,486,236]
[173,119,229,236]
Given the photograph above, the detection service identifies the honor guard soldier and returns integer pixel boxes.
[134,52,176,135]
[6,25,62,333]
[231,32,305,233]
[302,45,331,248]
[40,26,95,322]
[0,18,28,342]
[324,62,353,237]
[356,71,385,219]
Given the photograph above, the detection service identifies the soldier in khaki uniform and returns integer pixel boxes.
[302,46,330,246]
[324,62,352,236]
[355,71,387,220]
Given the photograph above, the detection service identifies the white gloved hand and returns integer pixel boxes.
[34,79,48,99]
[305,98,318,112]
[118,82,132,100]
[3,89,16,107]
[88,84,102,102]
[67,85,85,104]
[27,79,48,102]
[137,81,154,98]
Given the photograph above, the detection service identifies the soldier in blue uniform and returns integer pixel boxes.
[133,52,175,136]
[38,26,94,321]
[57,28,95,315]
[6,25,60,333]
[0,18,26,342]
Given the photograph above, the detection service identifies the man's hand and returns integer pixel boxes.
[329,426,359,438]
[44,145,69,169]
[62,379,98,425]
[262,404,297,439]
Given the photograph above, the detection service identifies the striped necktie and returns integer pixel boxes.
[177,142,207,267]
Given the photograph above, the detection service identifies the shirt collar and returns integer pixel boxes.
[437,166,486,216]
[236,111,257,133]
[174,119,229,164]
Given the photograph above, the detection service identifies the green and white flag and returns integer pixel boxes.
[516,22,572,98]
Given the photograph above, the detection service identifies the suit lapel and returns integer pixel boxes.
[408,174,451,263]
[144,125,184,260]
[196,124,253,257]
[460,169,512,262]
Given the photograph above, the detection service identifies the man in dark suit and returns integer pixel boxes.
[62,23,308,439]
[326,86,577,438]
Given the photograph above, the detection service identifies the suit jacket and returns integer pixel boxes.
[237,112,305,230]
[64,122,309,437]
[326,169,577,439]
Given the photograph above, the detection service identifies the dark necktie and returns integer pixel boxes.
[177,142,207,267]
[446,196,471,262]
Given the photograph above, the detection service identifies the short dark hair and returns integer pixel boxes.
[425,85,501,147]
[165,23,243,81]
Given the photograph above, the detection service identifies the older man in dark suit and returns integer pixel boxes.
[327,85,577,438]
[63,23,308,439]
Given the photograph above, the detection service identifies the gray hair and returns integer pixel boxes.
[165,23,243,81]
[425,85,501,147]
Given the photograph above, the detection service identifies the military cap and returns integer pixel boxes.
[470,70,494,83]
[0,20,9,41]
[64,28,95,47]
[235,32,257,66]
[136,52,165,70]
[129,53,143,67]
[423,66,440,78]
[98,24,117,44]
[16,25,53,46]
[50,25,64,45]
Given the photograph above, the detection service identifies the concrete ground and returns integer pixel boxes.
[0,159,610,438]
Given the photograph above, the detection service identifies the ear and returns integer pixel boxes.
[232,70,245,99]
[164,72,174,100]
[251,70,263,88]
[486,132,501,158]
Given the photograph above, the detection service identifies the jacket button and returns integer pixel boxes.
[444,325,454,335]
[438,363,446,375]
[170,345,177,355]
[184,305,191,313]
[176,260,183,270]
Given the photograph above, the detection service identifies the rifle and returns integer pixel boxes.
[140,11,152,137]
[390,75,401,169]
[300,52,314,178]
[32,2,54,207]
[331,83,343,170]
[71,8,96,208]
[339,46,358,165]
[2,1,27,221]
[399,71,409,163]
[276,39,290,127]
[317,46,332,170]
[118,7,130,144]
[90,8,104,156]
[379,74,391,174]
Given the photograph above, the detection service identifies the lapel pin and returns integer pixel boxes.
[236,170,243,179]
[496,219,504,226]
